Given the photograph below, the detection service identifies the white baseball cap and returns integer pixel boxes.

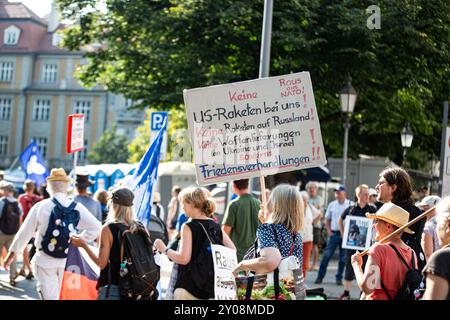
[418,195,441,208]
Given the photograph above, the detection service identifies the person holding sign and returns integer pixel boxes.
[351,203,417,300]
[232,184,304,278]
[153,187,235,300]
[338,184,377,300]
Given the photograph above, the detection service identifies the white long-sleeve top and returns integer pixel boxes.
[9,193,102,268]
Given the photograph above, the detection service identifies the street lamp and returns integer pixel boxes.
[401,122,413,162]
[340,75,357,187]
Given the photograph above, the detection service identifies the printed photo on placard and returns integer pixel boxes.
[342,216,373,251]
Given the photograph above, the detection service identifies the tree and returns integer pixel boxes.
[57,0,450,170]
[87,124,130,164]
[128,108,192,163]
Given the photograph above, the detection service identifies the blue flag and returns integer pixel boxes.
[19,140,49,187]
[122,118,167,225]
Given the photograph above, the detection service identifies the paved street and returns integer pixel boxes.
[0,254,360,300]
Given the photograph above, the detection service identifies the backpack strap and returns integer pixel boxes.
[380,279,393,300]
[388,244,413,270]
[194,220,215,245]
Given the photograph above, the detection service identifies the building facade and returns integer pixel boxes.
[0,0,143,170]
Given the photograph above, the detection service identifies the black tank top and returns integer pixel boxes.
[97,222,127,289]
[175,219,223,299]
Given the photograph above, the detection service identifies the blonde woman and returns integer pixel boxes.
[233,184,304,276]
[154,187,235,300]
[423,196,450,300]
[70,187,136,300]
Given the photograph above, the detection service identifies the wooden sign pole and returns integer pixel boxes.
[359,206,436,257]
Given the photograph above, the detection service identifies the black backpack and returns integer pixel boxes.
[188,220,223,298]
[147,212,169,245]
[118,222,160,300]
[0,199,21,235]
[380,244,423,300]
[41,199,80,258]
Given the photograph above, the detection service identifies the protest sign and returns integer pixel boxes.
[342,216,373,251]
[211,244,238,300]
[67,114,85,153]
[184,72,326,185]
[442,127,450,197]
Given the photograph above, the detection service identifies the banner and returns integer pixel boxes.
[184,72,326,185]
[211,244,238,300]
[60,244,99,300]
[19,140,49,187]
[122,118,167,226]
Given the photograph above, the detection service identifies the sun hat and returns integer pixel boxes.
[366,202,414,234]
[75,174,94,188]
[46,168,71,183]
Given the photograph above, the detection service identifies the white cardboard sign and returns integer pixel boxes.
[184,72,327,186]
[67,114,85,153]
[211,244,238,300]
[441,127,450,197]
[341,216,373,251]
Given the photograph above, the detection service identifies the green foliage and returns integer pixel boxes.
[58,0,450,170]
[128,108,192,163]
[87,124,130,164]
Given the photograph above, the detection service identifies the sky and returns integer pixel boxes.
[10,0,53,18]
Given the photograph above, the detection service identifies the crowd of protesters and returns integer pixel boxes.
[0,165,449,301]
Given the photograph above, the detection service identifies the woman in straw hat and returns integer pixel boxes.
[351,202,417,300]
[422,196,450,300]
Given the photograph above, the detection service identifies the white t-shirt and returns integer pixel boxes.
[300,204,320,243]
[325,199,352,232]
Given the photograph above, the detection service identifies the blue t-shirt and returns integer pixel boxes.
[257,223,303,265]
[176,213,189,232]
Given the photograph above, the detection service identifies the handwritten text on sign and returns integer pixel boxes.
[184,72,327,185]
[211,244,238,300]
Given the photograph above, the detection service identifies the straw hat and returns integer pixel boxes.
[46,168,72,183]
[366,202,414,234]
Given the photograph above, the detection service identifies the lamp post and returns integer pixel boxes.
[340,75,357,187]
[400,122,413,164]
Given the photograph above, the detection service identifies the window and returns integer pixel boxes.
[32,99,51,121]
[42,63,58,83]
[73,100,91,122]
[33,137,48,158]
[124,99,133,108]
[0,136,7,156]
[4,26,20,45]
[0,98,12,120]
[52,33,62,47]
[0,61,14,82]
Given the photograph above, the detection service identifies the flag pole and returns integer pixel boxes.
[359,206,436,257]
